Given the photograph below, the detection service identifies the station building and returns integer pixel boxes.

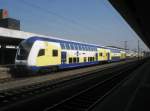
[0,9,47,65]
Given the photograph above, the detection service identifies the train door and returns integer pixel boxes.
[95,53,98,61]
[61,51,67,64]
[107,52,110,61]
[97,48,103,61]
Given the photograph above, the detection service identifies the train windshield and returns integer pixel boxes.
[16,40,33,60]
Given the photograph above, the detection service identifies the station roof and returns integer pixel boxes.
[0,27,106,48]
[0,27,47,46]
[109,0,150,49]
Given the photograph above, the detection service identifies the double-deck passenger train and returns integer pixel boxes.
[15,36,132,73]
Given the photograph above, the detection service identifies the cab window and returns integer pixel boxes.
[38,49,45,56]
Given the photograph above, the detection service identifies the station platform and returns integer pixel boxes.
[0,65,12,79]
[92,58,150,111]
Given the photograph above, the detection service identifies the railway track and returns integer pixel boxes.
[0,59,145,111]
[44,62,141,111]
[0,78,14,84]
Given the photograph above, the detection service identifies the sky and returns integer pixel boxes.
[0,0,149,51]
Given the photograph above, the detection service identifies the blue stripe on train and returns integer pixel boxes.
[30,61,99,72]
[59,61,99,69]
[111,57,121,62]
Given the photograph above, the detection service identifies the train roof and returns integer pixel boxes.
[25,36,109,49]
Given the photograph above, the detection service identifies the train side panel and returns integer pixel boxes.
[36,41,61,66]
[110,49,121,62]
[97,48,110,62]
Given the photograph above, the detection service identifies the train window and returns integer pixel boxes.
[78,45,80,50]
[85,46,88,51]
[92,47,94,51]
[69,44,72,50]
[84,46,87,51]
[89,47,91,51]
[52,50,58,57]
[84,57,86,62]
[69,44,71,49]
[84,46,86,51]
[82,46,84,50]
[62,43,66,49]
[81,45,84,50]
[79,45,82,50]
[99,53,103,56]
[89,57,91,61]
[91,47,93,51]
[64,43,67,49]
[82,46,84,51]
[95,47,97,51]
[38,49,45,56]
[73,57,76,63]
[77,57,79,63]
[93,57,95,61]
[90,47,93,51]
[76,45,79,50]
[66,44,70,50]
[88,47,90,51]
[74,44,77,50]
[73,44,75,50]
[69,58,73,63]
[60,43,65,49]
[93,47,95,51]
[69,44,72,49]
[72,44,75,50]
[74,44,78,50]
[70,44,74,50]
[80,45,83,50]
[83,46,85,51]
[86,46,88,51]
[90,57,92,62]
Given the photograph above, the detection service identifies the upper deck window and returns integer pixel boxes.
[74,44,78,50]
[81,45,84,51]
[83,46,87,51]
[66,43,70,50]
[70,44,74,50]
[79,45,82,50]
[60,43,66,49]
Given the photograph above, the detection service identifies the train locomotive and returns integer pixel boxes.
[15,36,127,73]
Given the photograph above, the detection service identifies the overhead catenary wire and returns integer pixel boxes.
[17,0,98,33]
[13,0,92,38]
